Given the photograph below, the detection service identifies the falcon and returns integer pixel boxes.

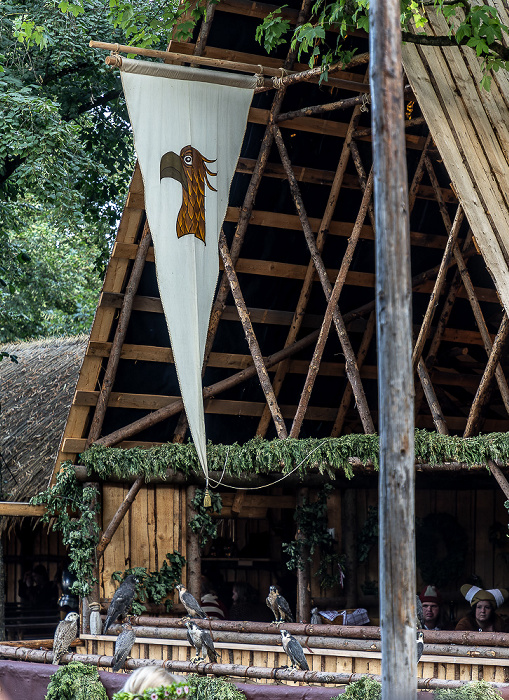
[310,607,321,625]
[160,145,217,244]
[176,583,207,619]
[52,611,79,665]
[104,574,139,633]
[112,621,137,672]
[416,630,424,663]
[266,585,294,624]
[185,619,217,663]
[280,629,309,671]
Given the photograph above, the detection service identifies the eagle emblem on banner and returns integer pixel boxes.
[160,145,217,243]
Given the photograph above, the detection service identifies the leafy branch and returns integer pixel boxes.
[283,484,345,590]
[112,552,186,615]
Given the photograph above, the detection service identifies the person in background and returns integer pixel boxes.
[229,581,272,622]
[120,667,185,693]
[455,585,509,632]
[419,585,451,630]
[200,574,229,619]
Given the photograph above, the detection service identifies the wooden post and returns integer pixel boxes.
[296,487,311,623]
[186,485,201,602]
[342,490,358,609]
[0,528,4,642]
[370,1,416,698]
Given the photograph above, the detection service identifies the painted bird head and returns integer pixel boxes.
[160,145,217,193]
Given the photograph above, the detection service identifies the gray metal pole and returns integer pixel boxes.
[369,1,416,698]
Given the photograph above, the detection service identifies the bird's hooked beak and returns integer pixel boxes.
[160,151,188,192]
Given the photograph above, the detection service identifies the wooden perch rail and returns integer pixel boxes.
[1,645,508,690]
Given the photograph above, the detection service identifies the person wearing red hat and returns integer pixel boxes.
[455,585,509,632]
[419,585,452,630]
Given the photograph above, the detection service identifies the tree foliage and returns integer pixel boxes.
[0,1,135,341]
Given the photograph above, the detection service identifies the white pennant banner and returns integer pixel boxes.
[120,58,255,484]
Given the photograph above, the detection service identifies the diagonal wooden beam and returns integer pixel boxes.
[256,70,371,437]
[86,222,152,447]
[463,314,509,438]
[412,205,464,370]
[172,0,313,443]
[425,156,509,416]
[289,169,374,437]
[416,359,448,435]
[219,231,288,438]
[331,311,376,436]
[273,124,375,433]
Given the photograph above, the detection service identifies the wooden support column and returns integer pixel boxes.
[186,485,201,601]
[296,487,311,624]
[257,70,370,438]
[86,223,152,446]
[219,231,288,438]
[464,314,509,437]
[370,0,416,697]
[0,528,4,642]
[85,482,101,632]
[290,169,375,437]
[273,125,375,434]
[342,490,358,610]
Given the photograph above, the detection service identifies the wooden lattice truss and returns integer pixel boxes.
[56,0,509,484]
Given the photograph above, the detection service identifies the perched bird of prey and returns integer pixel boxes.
[176,583,207,619]
[266,585,294,624]
[310,607,321,625]
[160,145,217,244]
[186,619,217,663]
[104,574,139,633]
[52,611,79,665]
[416,595,425,629]
[416,630,424,663]
[112,621,137,672]
[280,629,309,671]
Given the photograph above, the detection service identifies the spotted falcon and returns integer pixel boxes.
[176,583,207,619]
[186,619,217,662]
[416,630,424,663]
[52,611,79,665]
[280,629,309,670]
[266,585,294,624]
[104,574,139,633]
[112,621,137,672]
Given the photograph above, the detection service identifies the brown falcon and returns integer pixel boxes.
[52,611,79,665]
[112,621,137,672]
[186,619,217,662]
[176,583,207,619]
[266,585,294,624]
[160,145,217,244]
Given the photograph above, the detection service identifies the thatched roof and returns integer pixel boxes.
[0,336,87,502]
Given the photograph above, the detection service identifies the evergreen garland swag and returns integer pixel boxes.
[44,661,107,700]
[78,431,509,481]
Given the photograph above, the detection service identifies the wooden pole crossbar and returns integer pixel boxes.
[2,644,509,689]
[256,69,371,438]
[219,231,288,438]
[86,222,152,447]
[290,169,374,438]
[273,124,375,434]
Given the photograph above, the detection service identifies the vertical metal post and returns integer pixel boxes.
[369,1,416,698]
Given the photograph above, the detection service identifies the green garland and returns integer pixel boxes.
[78,431,509,481]
[113,683,190,699]
[44,662,107,700]
[332,679,503,699]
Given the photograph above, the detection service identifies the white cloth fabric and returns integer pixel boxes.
[120,59,253,479]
